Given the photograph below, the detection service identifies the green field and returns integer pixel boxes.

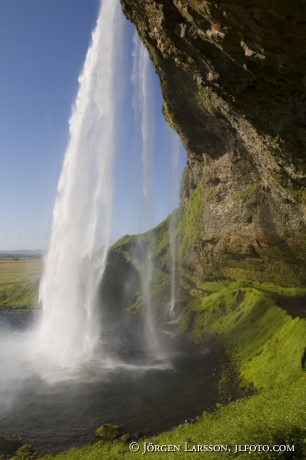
[0,256,43,308]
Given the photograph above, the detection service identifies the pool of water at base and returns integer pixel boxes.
[0,308,219,454]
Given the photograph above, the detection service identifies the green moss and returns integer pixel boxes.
[186,287,306,389]
[95,425,121,440]
[233,184,258,200]
[112,234,137,263]
[201,281,227,292]
[179,277,191,291]
[179,165,190,203]
[162,101,178,131]
[187,288,240,338]
[221,250,306,287]
[0,437,23,460]
[119,434,130,442]
[198,85,215,116]
[179,180,203,257]
[110,212,180,312]
[151,268,170,297]
[189,288,205,297]
[235,279,306,296]
[221,278,306,296]
[295,187,306,204]
[125,294,142,313]
[10,444,49,459]
[183,272,226,293]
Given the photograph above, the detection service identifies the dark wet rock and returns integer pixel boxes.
[302,349,306,371]
[97,248,140,317]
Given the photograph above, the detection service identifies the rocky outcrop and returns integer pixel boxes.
[98,247,140,318]
[120,0,306,285]
[95,424,121,439]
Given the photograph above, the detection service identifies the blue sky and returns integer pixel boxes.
[0,0,185,251]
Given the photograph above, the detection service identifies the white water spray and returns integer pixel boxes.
[37,0,126,369]
[131,35,164,360]
[169,135,181,306]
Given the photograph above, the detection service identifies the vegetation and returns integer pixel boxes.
[33,278,304,460]
[181,274,306,298]
[0,257,42,287]
[0,256,42,308]
[112,211,184,313]
[0,280,39,308]
[233,184,258,200]
[179,180,203,257]
[95,424,121,439]
[184,287,306,388]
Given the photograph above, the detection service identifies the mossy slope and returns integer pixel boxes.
[110,210,187,314]
[49,283,306,459]
[183,287,306,390]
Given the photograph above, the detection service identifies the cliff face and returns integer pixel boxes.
[121,0,306,286]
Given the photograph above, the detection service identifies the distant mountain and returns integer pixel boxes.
[0,249,45,255]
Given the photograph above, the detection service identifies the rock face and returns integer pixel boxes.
[120,0,306,286]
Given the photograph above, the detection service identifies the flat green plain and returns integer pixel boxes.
[0,256,43,308]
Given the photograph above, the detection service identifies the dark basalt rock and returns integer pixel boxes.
[97,247,140,317]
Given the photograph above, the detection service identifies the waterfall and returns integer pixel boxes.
[34,0,184,371]
[131,34,164,360]
[169,135,181,307]
[37,0,126,368]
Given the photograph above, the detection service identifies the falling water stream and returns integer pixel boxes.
[131,33,164,360]
[37,0,125,369]
[0,0,219,453]
[169,136,181,310]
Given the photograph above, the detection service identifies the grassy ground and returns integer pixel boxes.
[13,283,302,460]
[0,256,43,308]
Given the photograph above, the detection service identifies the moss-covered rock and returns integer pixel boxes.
[10,445,46,460]
[106,211,190,318]
[0,437,22,460]
[120,434,130,442]
[95,424,121,439]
